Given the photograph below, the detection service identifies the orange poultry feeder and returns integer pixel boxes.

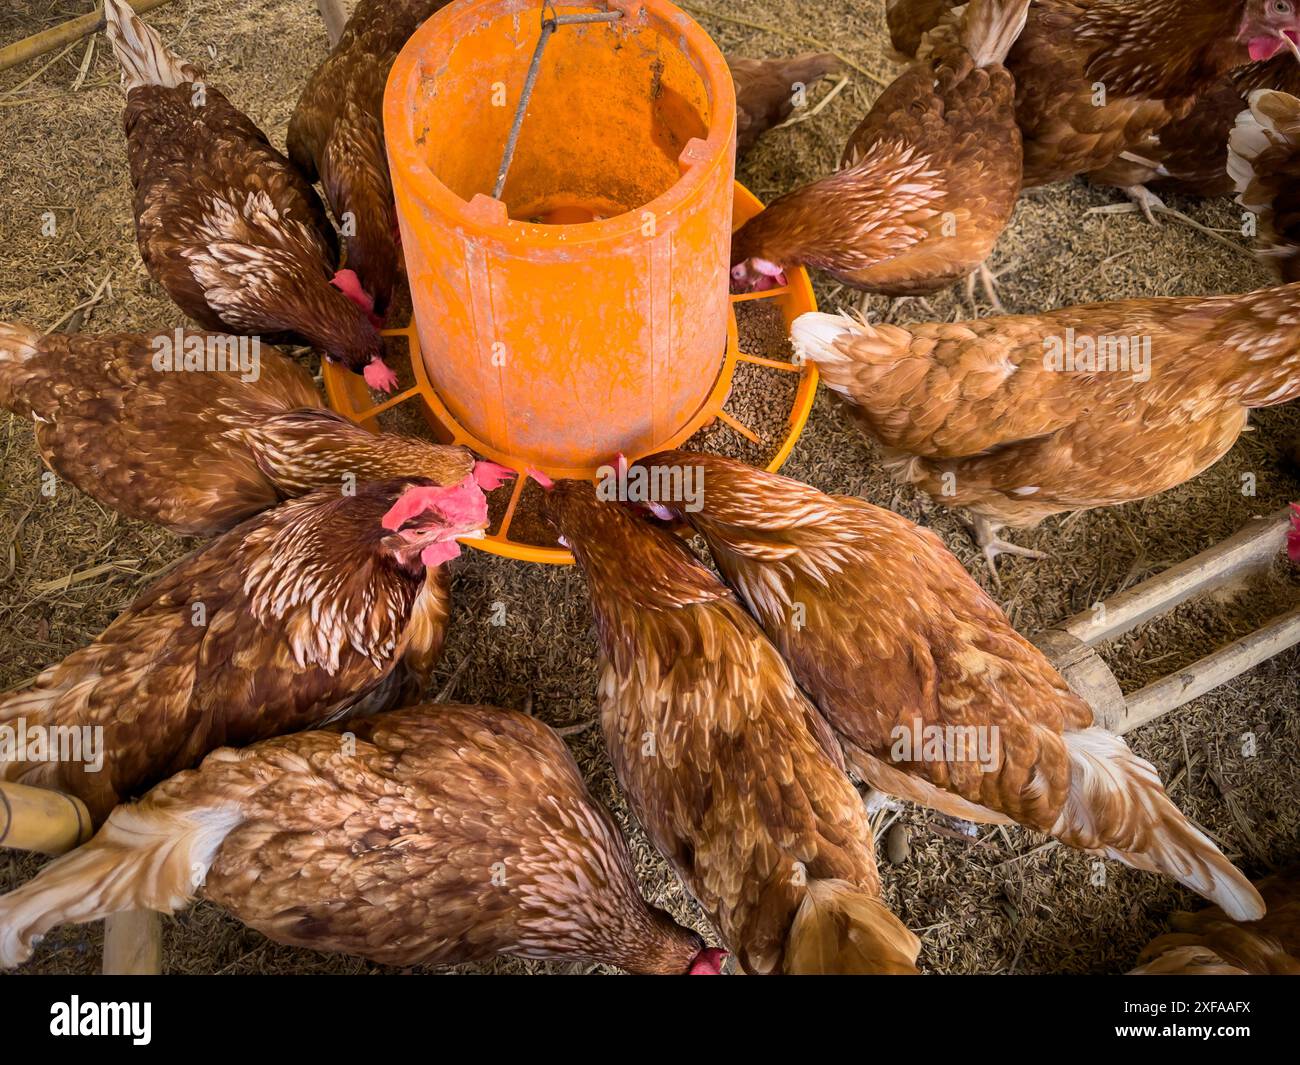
[323,0,818,563]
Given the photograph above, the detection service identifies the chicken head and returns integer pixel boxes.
[381,476,489,567]
[1241,0,1300,62]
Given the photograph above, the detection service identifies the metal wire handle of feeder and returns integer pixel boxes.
[492,3,626,200]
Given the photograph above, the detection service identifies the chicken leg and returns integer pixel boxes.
[963,260,1015,316]
[1121,184,1166,225]
[967,513,1047,584]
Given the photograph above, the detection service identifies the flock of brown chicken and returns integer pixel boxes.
[1,0,1299,975]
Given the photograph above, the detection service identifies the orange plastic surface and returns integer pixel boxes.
[385,0,737,471]
[323,182,818,565]
[324,0,818,564]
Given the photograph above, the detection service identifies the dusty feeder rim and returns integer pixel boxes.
[386,0,738,247]
[322,181,819,565]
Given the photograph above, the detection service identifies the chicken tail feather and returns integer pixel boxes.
[0,799,240,968]
[959,0,1031,68]
[790,310,916,403]
[784,879,920,974]
[1229,89,1300,280]
[0,321,41,415]
[1228,89,1300,208]
[1052,728,1265,922]
[103,0,198,91]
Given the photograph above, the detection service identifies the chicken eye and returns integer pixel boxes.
[1274,0,1294,15]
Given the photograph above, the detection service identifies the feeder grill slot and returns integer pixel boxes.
[493,5,626,201]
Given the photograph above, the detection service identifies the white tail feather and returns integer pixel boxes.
[0,322,39,363]
[790,310,862,367]
[1229,90,1300,205]
[1052,729,1264,921]
[103,0,198,91]
[0,801,240,967]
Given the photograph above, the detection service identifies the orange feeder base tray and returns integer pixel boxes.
[322,181,818,565]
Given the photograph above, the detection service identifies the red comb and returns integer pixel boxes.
[527,467,555,491]
[1288,503,1300,565]
[363,358,398,394]
[331,269,383,328]
[382,477,486,532]
[688,947,727,975]
[473,460,516,491]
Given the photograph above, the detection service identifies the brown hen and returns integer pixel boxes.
[1087,57,1300,201]
[885,0,963,61]
[0,323,485,537]
[287,0,451,318]
[0,479,488,823]
[730,0,1028,309]
[102,0,395,392]
[904,1,1300,218]
[1132,869,1300,974]
[992,0,1300,209]
[727,52,844,159]
[541,478,919,975]
[793,289,1300,569]
[642,451,1265,921]
[0,704,723,975]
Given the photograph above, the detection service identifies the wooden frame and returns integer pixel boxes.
[1035,508,1298,734]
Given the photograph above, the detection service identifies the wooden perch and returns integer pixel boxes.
[315,0,348,48]
[104,910,163,975]
[1035,508,1298,734]
[0,1,177,74]
[0,781,92,855]
[0,781,163,972]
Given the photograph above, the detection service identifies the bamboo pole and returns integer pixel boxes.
[0,781,92,855]
[315,0,348,48]
[1118,608,1300,734]
[1037,508,1299,734]
[103,910,163,975]
[0,0,178,74]
[1057,508,1291,647]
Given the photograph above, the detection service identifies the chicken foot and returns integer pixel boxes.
[1119,183,1166,225]
[1087,193,1255,257]
[963,260,1016,316]
[965,513,1047,586]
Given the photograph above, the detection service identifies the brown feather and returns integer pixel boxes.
[103,0,382,374]
[0,324,473,535]
[644,452,1263,919]
[727,52,844,159]
[543,481,917,974]
[1133,869,1300,974]
[730,0,1025,297]
[794,284,1300,531]
[0,704,711,974]
[0,481,471,822]
[287,0,451,314]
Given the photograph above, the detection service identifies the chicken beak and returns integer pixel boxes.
[1283,29,1300,64]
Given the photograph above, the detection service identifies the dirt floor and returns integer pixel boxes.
[1,0,1298,975]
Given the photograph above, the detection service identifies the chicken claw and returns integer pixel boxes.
[1121,184,1167,225]
[862,790,902,817]
[963,261,1014,316]
[875,295,936,323]
[966,514,1047,585]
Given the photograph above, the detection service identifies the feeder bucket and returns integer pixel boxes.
[384,0,736,472]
